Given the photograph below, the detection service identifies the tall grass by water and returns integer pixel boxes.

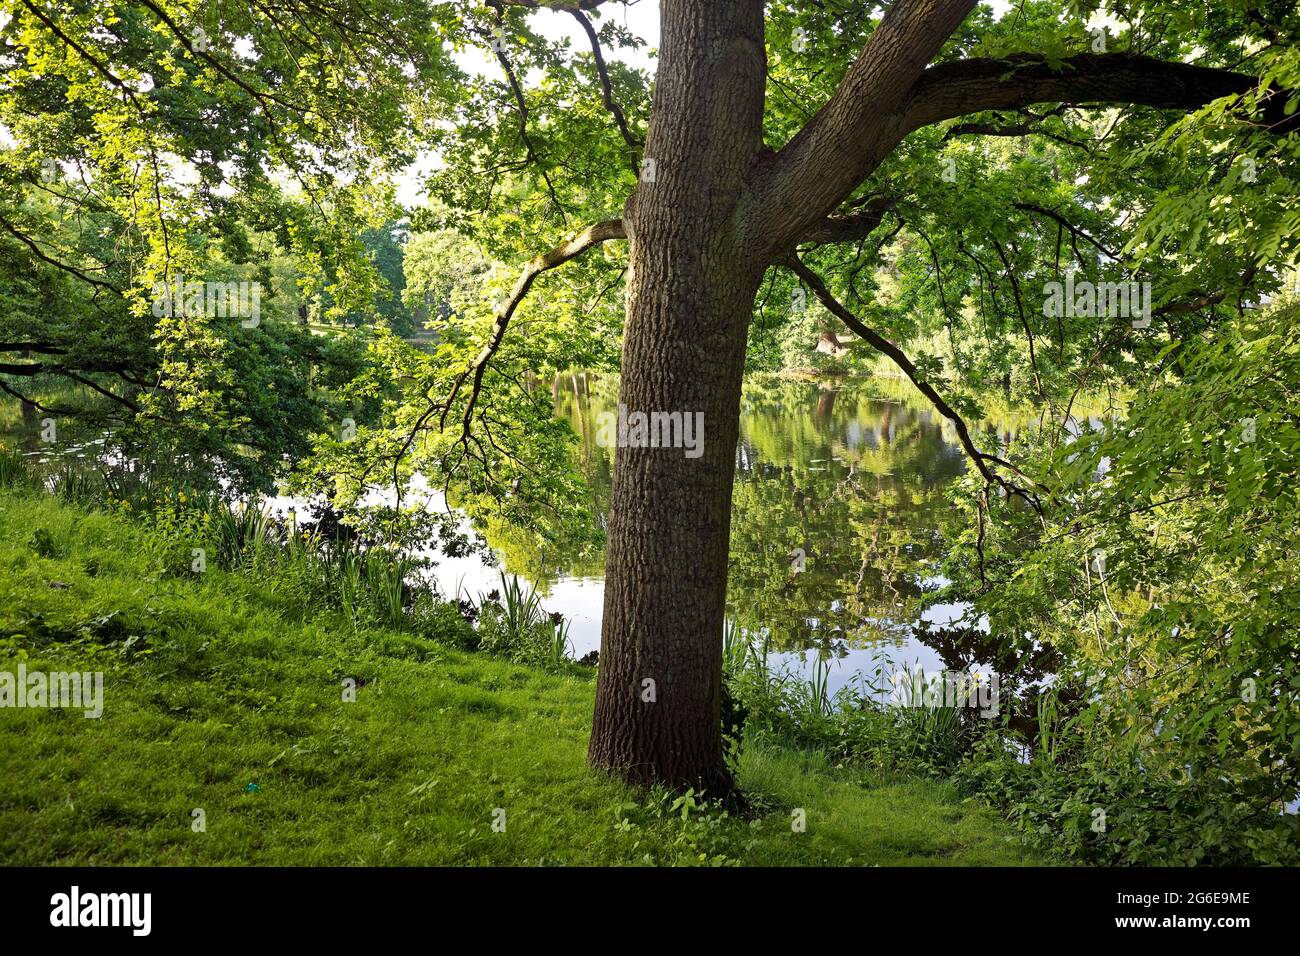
[0,447,454,642]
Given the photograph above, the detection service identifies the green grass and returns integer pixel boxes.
[0,490,1045,866]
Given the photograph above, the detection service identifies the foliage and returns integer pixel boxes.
[3,0,1299,864]
[936,301,1300,864]
[474,572,572,670]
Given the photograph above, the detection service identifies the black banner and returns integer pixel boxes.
[0,866,1287,942]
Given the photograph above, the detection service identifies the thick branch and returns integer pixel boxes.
[799,195,896,246]
[903,53,1296,135]
[0,363,43,376]
[943,117,1087,150]
[759,40,1293,259]
[0,342,66,355]
[754,0,977,254]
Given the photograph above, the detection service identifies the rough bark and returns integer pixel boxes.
[900,52,1294,134]
[588,0,767,791]
[752,0,978,255]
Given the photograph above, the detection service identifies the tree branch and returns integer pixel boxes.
[787,254,1045,514]
[758,39,1294,260]
[1013,202,1120,261]
[902,53,1297,136]
[1153,267,1258,317]
[484,25,569,224]
[435,218,625,440]
[992,238,1044,401]
[0,214,124,294]
[569,8,642,157]
[60,370,143,413]
[753,0,978,254]
[0,362,142,414]
[0,342,66,355]
[364,216,624,498]
[798,195,896,246]
[943,116,1088,150]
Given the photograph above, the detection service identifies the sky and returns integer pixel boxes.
[471,0,662,74]
[397,1,662,204]
[451,1,1017,85]
[476,0,1018,70]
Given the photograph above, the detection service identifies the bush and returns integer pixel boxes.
[954,730,1300,865]
[411,597,477,648]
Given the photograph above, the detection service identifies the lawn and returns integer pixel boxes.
[0,491,1043,866]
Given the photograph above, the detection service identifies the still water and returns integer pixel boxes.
[9,373,1031,699]
[414,373,1036,699]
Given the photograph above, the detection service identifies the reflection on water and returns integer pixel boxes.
[441,373,1039,697]
[3,373,1039,698]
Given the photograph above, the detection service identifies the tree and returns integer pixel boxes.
[4,0,1296,790]
[401,227,491,333]
[0,0,432,490]
[477,0,1291,790]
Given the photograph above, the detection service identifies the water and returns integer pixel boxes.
[9,372,1035,700]
[405,373,1039,698]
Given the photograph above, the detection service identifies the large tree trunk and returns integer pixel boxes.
[588,0,767,791]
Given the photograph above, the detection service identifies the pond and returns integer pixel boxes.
[6,372,1041,701]
[406,372,1041,700]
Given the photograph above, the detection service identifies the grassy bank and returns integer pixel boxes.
[0,490,1043,866]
